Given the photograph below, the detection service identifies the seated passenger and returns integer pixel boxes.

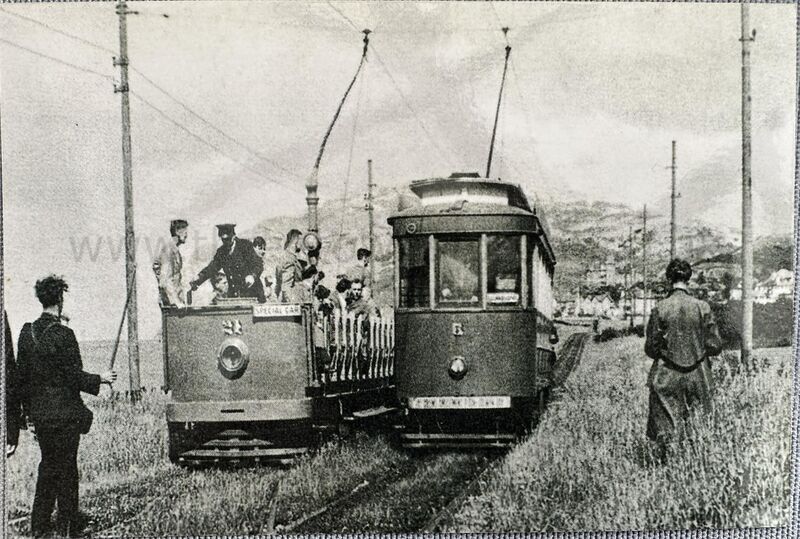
[211,270,229,305]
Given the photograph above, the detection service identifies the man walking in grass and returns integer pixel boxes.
[644,258,722,461]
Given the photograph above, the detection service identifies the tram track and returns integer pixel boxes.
[552,332,591,387]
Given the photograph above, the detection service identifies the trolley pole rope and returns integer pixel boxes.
[486,27,511,179]
[109,264,137,372]
[306,28,371,232]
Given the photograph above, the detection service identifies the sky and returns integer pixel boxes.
[0,1,796,342]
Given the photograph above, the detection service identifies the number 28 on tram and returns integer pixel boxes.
[388,173,557,448]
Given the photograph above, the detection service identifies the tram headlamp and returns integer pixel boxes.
[303,232,322,253]
[448,356,468,380]
[217,337,250,380]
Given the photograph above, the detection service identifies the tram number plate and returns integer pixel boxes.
[409,396,511,409]
[252,304,302,319]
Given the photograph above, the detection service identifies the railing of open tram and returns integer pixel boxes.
[315,311,394,384]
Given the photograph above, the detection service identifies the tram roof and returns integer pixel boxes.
[408,175,534,214]
[388,174,555,266]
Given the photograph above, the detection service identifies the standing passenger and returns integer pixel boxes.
[252,236,274,301]
[644,259,722,462]
[274,229,304,303]
[190,224,265,302]
[17,276,117,537]
[152,219,189,308]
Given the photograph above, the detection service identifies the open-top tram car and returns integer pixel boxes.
[389,173,557,449]
[162,299,395,465]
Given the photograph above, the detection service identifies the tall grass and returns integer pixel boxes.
[4,391,169,520]
[447,337,792,532]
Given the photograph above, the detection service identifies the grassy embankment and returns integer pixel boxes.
[447,337,793,532]
[6,339,486,536]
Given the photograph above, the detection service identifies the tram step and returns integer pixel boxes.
[401,433,516,440]
[403,441,514,449]
[203,438,274,448]
[349,405,398,420]
[182,447,308,459]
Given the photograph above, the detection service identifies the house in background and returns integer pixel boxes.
[730,268,794,303]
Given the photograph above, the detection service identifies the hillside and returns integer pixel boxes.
[242,190,792,304]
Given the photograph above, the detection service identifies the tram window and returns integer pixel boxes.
[487,235,521,304]
[399,237,429,308]
[437,239,480,305]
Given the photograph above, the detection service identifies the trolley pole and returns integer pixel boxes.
[486,27,511,178]
[115,0,140,400]
[366,159,376,285]
[642,205,648,329]
[740,2,755,365]
[670,140,677,260]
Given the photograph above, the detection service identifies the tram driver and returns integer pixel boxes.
[190,224,266,303]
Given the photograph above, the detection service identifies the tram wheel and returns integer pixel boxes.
[336,419,354,439]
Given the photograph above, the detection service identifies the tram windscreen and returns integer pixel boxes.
[487,235,521,304]
[399,237,430,307]
[437,239,480,305]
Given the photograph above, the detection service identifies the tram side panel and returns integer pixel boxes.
[163,307,312,427]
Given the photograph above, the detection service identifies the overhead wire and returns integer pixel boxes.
[0,7,116,54]
[129,68,302,179]
[0,36,299,194]
[334,53,369,258]
[0,37,113,81]
[326,1,361,32]
[324,1,459,165]
[369,45,458,164]
[128,92,299,194]
[0,7,301,179]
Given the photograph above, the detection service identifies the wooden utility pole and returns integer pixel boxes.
[670,140,677,260]
[740,2,754,365]
[642,205,648,329]
[115,0,140,398]
[628,225,634,328]
[366,159,376,285]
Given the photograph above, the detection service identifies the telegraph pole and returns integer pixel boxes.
[628,225,634,328]
[670,140,677,260]
[642,205,648,329]
[740,2,754,365]
[115,0,140,398]
[366,159,376,285]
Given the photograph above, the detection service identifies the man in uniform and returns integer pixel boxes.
[644,258,722,462]
[190,224,265,302]
[17,276,116,537]
[152,219,189,308]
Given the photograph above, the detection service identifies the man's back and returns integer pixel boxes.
[645,288,722,369]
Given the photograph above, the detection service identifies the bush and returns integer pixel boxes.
[594,325,644,343]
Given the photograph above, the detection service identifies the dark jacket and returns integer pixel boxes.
[17,313,101,432]
[197,238,265,301]
[645,287,722,369]
[5,311,22,446]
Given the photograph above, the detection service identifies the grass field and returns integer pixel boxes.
[5,336,793,535]
[446,337,794,532]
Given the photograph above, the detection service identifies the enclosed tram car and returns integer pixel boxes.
[162,300,395,464]
[389,173,557,448]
